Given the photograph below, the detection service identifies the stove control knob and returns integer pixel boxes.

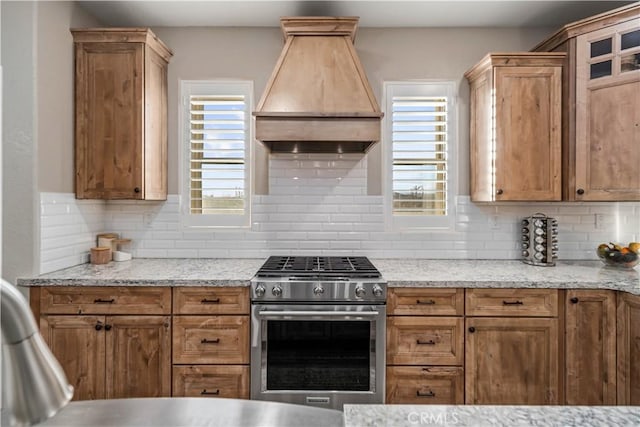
[355,285,366,298]
[313,285,324,296]
[271,286,282,297]
[254,285,266,297]
[372,285,384,297]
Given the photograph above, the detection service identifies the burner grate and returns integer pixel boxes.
[257,256,380,278]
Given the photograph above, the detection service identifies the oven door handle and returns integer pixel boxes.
[258,310,380,318]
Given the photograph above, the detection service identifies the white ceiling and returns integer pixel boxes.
[77,1,635,28]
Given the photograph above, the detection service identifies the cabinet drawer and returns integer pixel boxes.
[173,316,249,364]
[387,317,464,365]
[172,365,249,399]
[173,287,249,315]
[466,289,558,317]
[388,288,464,316]
[40,287,171,315]
[386,366,464,404]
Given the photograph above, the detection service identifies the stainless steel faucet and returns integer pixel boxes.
[1,279,73,426]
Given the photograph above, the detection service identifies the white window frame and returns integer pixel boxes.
[383,81,457,231]
[179,80,253,228]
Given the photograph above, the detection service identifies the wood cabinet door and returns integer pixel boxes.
[574,21,640,201]
[494,66,562,201]
[387,317,464,365]
[565,290,617,404]
[386,366,464,404]
[172,365,250,399]
[40,315,105,401]
[465,317,560,404]
[105,315,171,398]
[75,42,144,199]
[617,292,640,404]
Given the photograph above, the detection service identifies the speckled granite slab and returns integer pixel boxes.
[372,259,640,295]
[17,258,640,295]
[343,405,640,427]
[17,258,265,287]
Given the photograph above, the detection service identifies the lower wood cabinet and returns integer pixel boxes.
[386,366,463,404]
[617,292,640,404]
[171,287,250,399]
[41,314,171,400]
[565,289,617,404]
[172,365,250,399]
[465,316,560,404]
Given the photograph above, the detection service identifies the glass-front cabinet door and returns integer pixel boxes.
[575,19,640,201]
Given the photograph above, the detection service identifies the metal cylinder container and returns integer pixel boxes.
[521,213,558,266]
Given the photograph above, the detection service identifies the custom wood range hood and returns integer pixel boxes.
[253,17,383,153]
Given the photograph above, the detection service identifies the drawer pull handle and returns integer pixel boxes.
[502,300,523,305]
[416,390,435,398]
[201,338,220,344]
[417,339,436,345]
[201,389,220,396]
[94,298,115,304]
[201,298,221,304]
[416,299,435,305]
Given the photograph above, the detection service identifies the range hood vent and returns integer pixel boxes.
[254,17,383,153]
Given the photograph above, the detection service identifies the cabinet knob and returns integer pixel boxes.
[104,324,112,331]
[576,188,585,195]
[468,327,476,333]
[134,187,141,193]
[570,297,579,304]
[496,189,504,195]
[95,324,103,331]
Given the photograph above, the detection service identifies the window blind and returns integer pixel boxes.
[391,96,448,216]
[189,95,246,215]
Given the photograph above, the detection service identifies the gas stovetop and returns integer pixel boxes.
[251,256,386,303]
[256,256,381,279]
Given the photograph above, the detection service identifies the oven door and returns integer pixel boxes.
[251,303,385,409]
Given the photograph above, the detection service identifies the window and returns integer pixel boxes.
[383,81,456,230]
[180,81,252,227]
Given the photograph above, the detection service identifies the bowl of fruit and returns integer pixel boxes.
[596,242,640,269]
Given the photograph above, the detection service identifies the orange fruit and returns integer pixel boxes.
[629,242,640,254]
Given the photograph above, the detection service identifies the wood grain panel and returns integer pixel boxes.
[173,316,250,364]
[105,315,171,398]
[172,365,250,399]
[617,292,640,404]
[388,288,464,316]
[565,290,617,404]
[386,366,464,404]
[40,315,105,401]
[40,287,171,315]
[466,289,558,317]
[494,66,562,201]
[465,317,560,404]
[144,46,168,200]
[173,287,249,315]
[387,317,464,365]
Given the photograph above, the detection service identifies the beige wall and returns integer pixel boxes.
[2,1,100,283]
[37,1,102,192]
[152,26,553,196]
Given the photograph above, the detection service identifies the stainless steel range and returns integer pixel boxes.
[250,256,386,410]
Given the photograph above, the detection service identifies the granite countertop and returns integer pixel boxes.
[343,404,640,427]
[17,258,640,295]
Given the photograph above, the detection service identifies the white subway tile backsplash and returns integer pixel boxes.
[40,154,640,265]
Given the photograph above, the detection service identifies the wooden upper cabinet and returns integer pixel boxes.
[72,28,172,200]
[465,53,564,202]
[565,290,617,405]
[533,4,640,201]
